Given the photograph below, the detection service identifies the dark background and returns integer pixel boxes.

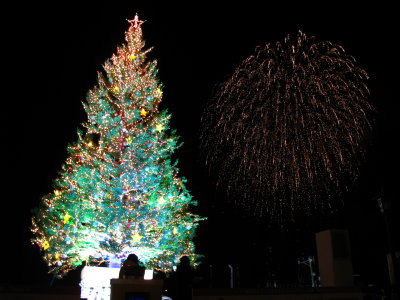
[2,0,398,290]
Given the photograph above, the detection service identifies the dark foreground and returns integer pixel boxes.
[0,285,370,300]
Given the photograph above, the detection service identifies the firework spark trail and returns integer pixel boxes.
[200,31,374,221]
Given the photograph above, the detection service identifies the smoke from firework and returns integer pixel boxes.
[200,30,374,221]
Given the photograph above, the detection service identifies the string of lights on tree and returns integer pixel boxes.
[31,15,205,278]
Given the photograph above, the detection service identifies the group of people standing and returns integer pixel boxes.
[119,254,194,300]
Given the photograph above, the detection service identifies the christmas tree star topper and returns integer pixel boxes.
[128,14,144,29]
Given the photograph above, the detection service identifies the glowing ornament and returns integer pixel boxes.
[131,232,143,243]
[87,141,93,148]
[129,55,137,61]
[63,213,73,224]
[140,109,148,117]
[113,87,120,94]
[42,241,50,250]
[155,124,164,132]
[173,227,178,235]
[156,88,163,96]
[157,196,166,205]
[126,137,133,145]
[54,190,61,196]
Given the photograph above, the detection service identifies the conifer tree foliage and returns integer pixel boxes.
[31,15,204,278]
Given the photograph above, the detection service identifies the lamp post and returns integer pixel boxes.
[298,256,317,287]
[375,194,399,300]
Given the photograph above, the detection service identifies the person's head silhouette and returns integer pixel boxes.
[120,253,145,279]
[179,256,190,266]
[126,254,139,264]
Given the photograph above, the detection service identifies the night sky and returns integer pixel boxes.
[3,1,398,289]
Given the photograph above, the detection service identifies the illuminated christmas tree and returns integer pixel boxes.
[31,15,204,278]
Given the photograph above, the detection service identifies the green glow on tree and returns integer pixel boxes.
[31,15,205,278]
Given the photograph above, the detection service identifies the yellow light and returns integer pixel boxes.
[54,190,61,196]
[113,87,120,94]
[140,109,148,117]
[63,213,73,224]
[173,227,178,235]
[129,54,137,61]
[158,196,166,205]
[155,124,164,132]
[131,232,142,243]
[87,141,93,148]
[42,241,50,250]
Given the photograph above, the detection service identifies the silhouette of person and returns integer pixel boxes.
[119,254,146,279]
[175,256,194,300]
